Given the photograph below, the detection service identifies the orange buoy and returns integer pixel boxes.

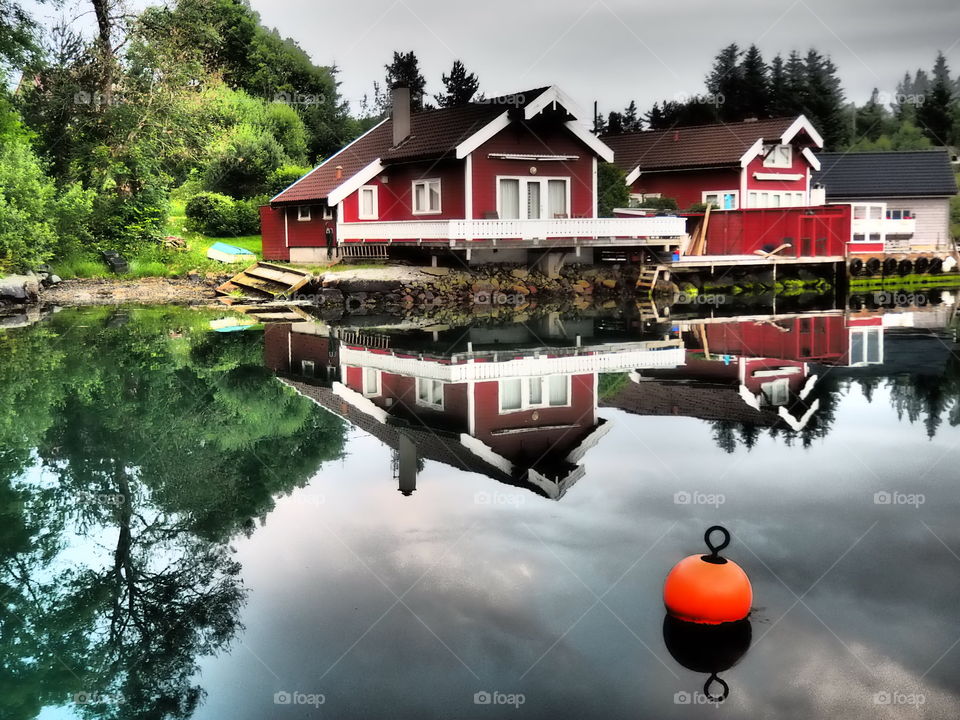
[663,526,752,625]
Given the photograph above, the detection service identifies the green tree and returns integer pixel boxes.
[705,43,743,121]
[383,50,427,111]
[917,52,955,145]
[597,162,630,217]
[434,59,479,107]
[739,44,770,118]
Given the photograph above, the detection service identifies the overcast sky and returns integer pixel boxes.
[26,0,960,114]
[241,0,960,114]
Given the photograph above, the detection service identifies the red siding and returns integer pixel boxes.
[260,205,288,261]
[472,121,597,219]
[701,316,847,363]
[694,205,850,257]
[744,151,809,194]
[630,168,740,211]
[340,159,465,223]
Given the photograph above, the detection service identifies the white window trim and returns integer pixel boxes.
[495,176,572,220]
[848,327,884,367]
[300,360,315,377]
[297,205,311,222]
[412,178,442,215]
[701,190,740,210]
[763,144,793,169]
[497,375,572,414]
[415,378,445,409]
[361,367,381,397]
[358,185,378,220]
[322,205,334,220]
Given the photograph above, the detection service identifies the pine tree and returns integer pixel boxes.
[383,50,427,111]
[768,54,790,116]
[643,101,664,129]
[606,111,625,135]
[783,51,807,116]
[854,88,893,142]
[622,100,642,131]
[705,43,744,120]
[592,106,607,135]
[803,49,848,149]
[917,52,954,145]
[433,59,479,107]
[739,44,770,118]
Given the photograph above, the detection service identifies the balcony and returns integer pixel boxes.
[337,216,687,247]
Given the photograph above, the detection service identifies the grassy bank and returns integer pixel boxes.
[50,199,262,280]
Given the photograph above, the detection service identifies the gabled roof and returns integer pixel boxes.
[812,150,958,199]
[271,86,611,206]
[604,116,821,177]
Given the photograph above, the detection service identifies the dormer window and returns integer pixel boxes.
[763,144,793,169]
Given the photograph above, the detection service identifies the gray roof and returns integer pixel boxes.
[813,150,958,199]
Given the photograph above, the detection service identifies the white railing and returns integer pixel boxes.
[338,216,687,242]
[338,342,686,381]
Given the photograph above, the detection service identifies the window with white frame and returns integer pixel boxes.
[747,190,806,209]
[702,190,739,210]
[300,360,315,378]
[886,209,913,220]
[359,185,378,219]
[415,378,444,409]
[763,144,793,168]
[362,367,381,396]
[497,177,570,219]
[499,375,570,413]
[849,328,883,366]
[297,205,311,221]
[412,179,442,214]
[760,378,790,406]
[322,205,334,220]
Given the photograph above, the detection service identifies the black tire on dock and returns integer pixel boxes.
[914,257,930,274]
[849,295,864,311]
[883,258,898,276]
[897,259,913,276]
[930,257,944,274]
[865,258,881,276]
[848,258,864,276]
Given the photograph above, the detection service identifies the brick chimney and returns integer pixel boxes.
[392,86,411,147]
[335,165,343,180]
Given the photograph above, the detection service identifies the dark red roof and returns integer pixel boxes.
[272,88,551,205]
[603,117,805,173]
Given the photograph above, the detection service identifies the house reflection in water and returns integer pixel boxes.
[263,318,685,499]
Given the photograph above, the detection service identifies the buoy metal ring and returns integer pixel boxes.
[703,673,730,703]
[703,525,730,564]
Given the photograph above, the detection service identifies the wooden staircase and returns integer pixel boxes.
[217,262,313,299]
[636,264,667,294]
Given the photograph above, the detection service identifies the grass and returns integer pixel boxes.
[848,272,960,291]
[51,198,263,280]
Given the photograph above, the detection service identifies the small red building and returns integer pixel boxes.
[262,86,685,265]
[603,116,824,211]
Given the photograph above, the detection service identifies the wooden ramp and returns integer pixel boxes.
[227,304,315,323]
[217,262,313,299]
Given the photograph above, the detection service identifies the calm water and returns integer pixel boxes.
[2,300,960,719]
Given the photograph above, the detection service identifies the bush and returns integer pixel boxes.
[185,192,262,236]
[203,124,287,198]
[633,196,679,211]
[267,165,313,197]
[597,162,630,217]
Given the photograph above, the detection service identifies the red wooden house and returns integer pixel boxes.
[262,86,685,266]
[603,116,825,211]
[263,321,685,499]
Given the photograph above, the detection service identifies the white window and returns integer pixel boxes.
[416,378,444,409]
[702,190,739,210]
[497,177,570,220]
[499,375,570,413]
[300,360,315,378]
[359,185,378,219]
[763,144,793,169]
[849,328,883,367]
[750,191,807,209]
[322,205,334,220]
[412,179,442,214]
[362,367,380,396]
[297,206,311,221]
[761,378,790,406]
